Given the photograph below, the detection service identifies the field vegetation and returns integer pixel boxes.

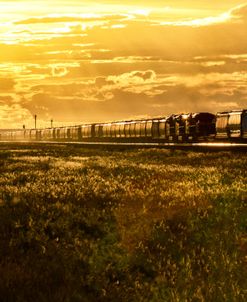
[0,143,246,301]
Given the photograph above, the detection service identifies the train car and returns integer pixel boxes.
[3,110,247,145]
[124,122,131,138]
[216,109,247,141]
[15,130,25,141]
[175,114,190,142]
[70,126,80,141]
[59,127,67,140]
[41,128,53,140]
[114,122,122,138]
[102,123,111,139]
[28,129,37,140]
[129,121,136,138]
[166,115,178,142]
[95,124,103,139]
[187,113,215,141]
[81,124,92,139]
[228,110,247,140]
[216,112,229,140]
[152,119,160,139]
[145,120,153,139]
[158,118,168,139]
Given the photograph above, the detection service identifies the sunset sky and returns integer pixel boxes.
[0,0,247,128]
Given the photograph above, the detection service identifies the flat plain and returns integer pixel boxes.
[0,143,246,302]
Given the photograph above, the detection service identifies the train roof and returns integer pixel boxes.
[216,109,247,115]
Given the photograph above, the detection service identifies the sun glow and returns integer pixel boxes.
[157,11,231,27]
[0,0,247,128]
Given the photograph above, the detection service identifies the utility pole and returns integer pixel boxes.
[34,115,37,129]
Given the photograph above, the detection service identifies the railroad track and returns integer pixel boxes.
[0,141,247,151]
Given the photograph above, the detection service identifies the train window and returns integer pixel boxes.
[146,121,152,137]
[135,122,141,137]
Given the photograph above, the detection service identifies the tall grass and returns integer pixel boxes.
[0,145,246,301]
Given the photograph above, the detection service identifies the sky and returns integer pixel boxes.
[0,1,247,128]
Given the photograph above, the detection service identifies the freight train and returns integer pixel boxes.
[0,109,247,143]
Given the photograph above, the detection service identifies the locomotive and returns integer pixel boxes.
[0,109,247,143]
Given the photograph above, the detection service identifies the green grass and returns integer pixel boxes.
[0,144,246,301]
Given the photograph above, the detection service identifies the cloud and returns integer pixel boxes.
[14,14,130,25]
[0,78,16,91]
[0,95,13,105]
[230,3,247,22]
[0,104,33,129]
[95,76,114,87]
[108,70,156,85]
[1,2,247,128]
[51,66,69,77]
[22,74,247,126]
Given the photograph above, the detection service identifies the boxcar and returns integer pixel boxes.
[216,109,247,141]
[228,109,247,140]
[216,112,229,139]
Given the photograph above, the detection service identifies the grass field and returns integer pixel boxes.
[0,144,246,301]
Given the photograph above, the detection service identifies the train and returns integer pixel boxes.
[0,109,247,144]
